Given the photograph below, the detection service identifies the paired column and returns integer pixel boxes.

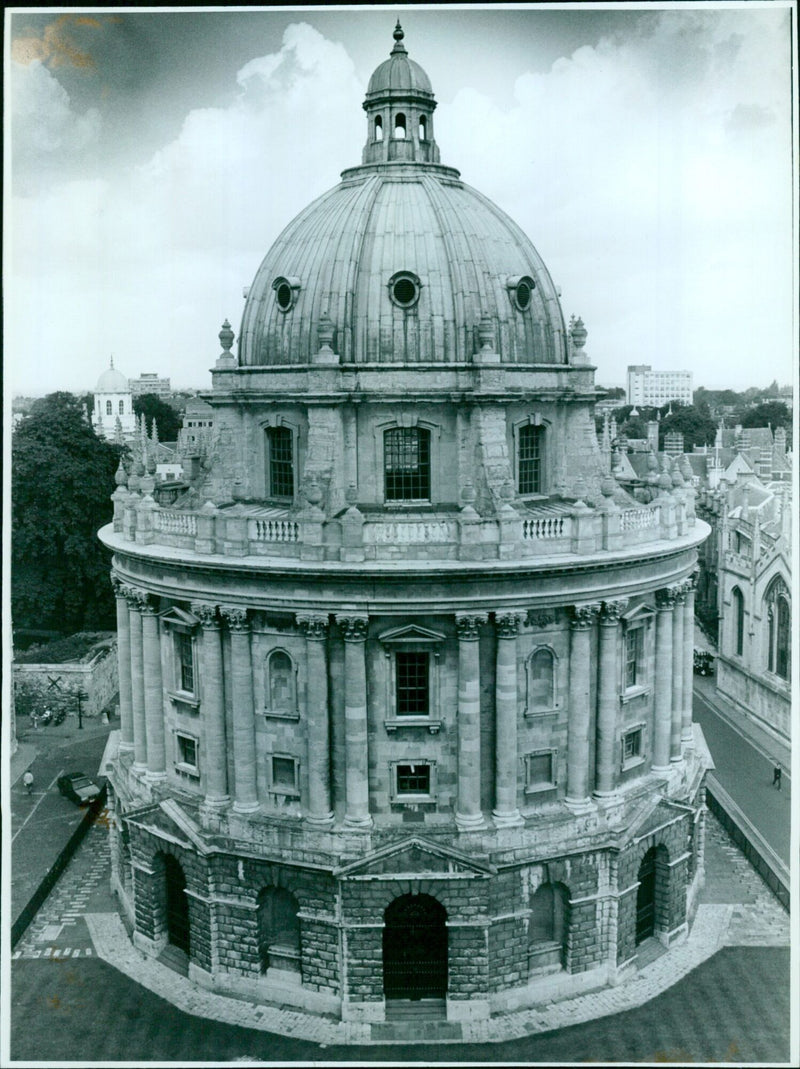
[455,613,487,830]
[493,612,524,826]
[220,606,259,813]
[682,575,697,745]
[127,589,148,772]
[336,614,371,828]
[595,600,628,798]
[111,575,134,752]
[297,613,333,825]
[652,588,676,772]
[671,584,686,764]
[565,604,600,810]
[141,597,167,780]
[192,603,229,808]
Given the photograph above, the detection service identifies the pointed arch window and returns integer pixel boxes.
[765,577,790,681]
[732,586,744,657]
[393,112,406,139]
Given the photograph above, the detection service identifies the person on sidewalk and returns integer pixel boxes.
[22,770,34,795]
[772,764,782,790]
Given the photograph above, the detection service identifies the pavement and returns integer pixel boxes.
[5,671,793,1060]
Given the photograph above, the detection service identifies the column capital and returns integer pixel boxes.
[138,594,159,616]
[220,605,250,632]
[110,573,126,599]
[296,612,330,639]
[455,612,488,641]
[686,570,699,593]
[570,603,601,629]
[191,602,220,629]
[336,613,368,642]
[600,599,628,624]
[656,586,679,610]
[127,587,153,613]
[494,610,524,638]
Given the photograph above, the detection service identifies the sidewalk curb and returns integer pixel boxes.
[693,683,790,772]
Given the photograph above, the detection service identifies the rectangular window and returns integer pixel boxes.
[384,427,430,501]
[269,754,300,796]
[267,426,294,500]
[518,424,542,495]
[175,631,195,693]
[176,733,198,772]
[622,727,643,767]
[625,627,643,689]
[396,651,429,715]
[396,763,431,795]
[525,750,557,792]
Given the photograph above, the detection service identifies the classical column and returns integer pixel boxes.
[671,584,686,764]
[595,600,628,798]
[565,603,600,811]
[127,589,148,772]
[455,613,487,830]
[220,606,259,813]
[297,612,334,825]
[652,588,676,773]
[111,575,134,752]
[192,602,229,808]
[682,575,697,745]
[141,597,167,781]
[493,611,524,826]
[335,614,371,828]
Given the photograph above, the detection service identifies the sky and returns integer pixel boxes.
[4,2,797,396]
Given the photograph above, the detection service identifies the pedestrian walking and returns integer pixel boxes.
[22,770,34,795]
[772,764,782,790]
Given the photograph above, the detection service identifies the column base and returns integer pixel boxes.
[202,794,230,810]
[592,789,622,804]
[650,763,673,778]
[305,812,335,827]
[455,811,486,831]
[132,761,148,775]
[233,800,261,814]
[492,808,524,827]
[118,741,135,753]
[681,728,694,745]
[343,813,373,829]
[564,796,596,815]
[145,770,167,784]
[670,754,684,765]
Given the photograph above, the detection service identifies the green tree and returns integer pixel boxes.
[12,392,123,637]
[133,392,182,442]
[658,401,717,452]
[739,401,791,430]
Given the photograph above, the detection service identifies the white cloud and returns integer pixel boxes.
[11,59,100,166]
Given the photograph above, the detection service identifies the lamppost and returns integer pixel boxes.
[75,689,89,729]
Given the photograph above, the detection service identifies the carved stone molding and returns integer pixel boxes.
[335,614,369,642]
[600,599,629,625]
[296,612,330,640]
[191,602,220,629]
[526,610,557,629]
[656,587,679,610]
[455,612,488,641]
[219,605,250,632]
[126,587,152,613]
[495,611,524,638]
[569,603,601,630]
[110,573,126,599]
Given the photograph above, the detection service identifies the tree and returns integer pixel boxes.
[133,392,182,442]
[739,401,791,430]
[657,401,717,452]
[12,392,124,638]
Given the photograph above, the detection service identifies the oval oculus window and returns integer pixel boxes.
[272,276,300,312]
[389,271,421,309]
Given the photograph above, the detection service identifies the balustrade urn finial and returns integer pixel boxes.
[217,319,236,368]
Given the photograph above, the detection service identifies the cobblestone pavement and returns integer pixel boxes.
[9,806,790,1057]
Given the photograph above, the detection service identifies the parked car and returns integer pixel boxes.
[57,771,102,806]
[693,650,715,676]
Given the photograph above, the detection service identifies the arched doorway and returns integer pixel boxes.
[163,854,190,954]
[383,893,447,1000]
[636,848,657,944]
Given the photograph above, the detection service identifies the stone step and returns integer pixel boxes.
[371,1019,462,1043]
[157,943,189,976]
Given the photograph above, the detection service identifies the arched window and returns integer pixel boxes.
[266,649,295,715]
[419,115,427,141]
[375,115,383,141]
[106,400,112,416]
[265,426,294,501]
[732,586,744,657]
[518,424,543,495]
[394,112,406,139]
[119,400,125,415]
[528,648,555,710]
[384,427,430,501]
[257,887,300,975]
[765,577,791,681]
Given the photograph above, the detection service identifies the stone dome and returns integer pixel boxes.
[237,25,566,368]
[96,359,128,393]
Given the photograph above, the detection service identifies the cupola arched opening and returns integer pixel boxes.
[393,112,406,139]
[419,114,427,140]
[375,114,383,141]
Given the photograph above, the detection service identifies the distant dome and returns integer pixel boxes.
[96,360,129,393]
[237,23,565,368]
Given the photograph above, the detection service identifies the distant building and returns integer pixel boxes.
[129,372,172,399]
[179,396,214,450]
[626,365,692,408]
[93,358,136,441]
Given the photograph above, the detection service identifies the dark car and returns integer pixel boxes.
[57,772,102,806]
[693,650,715,676]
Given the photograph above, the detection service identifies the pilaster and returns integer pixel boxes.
[455,613,488,830]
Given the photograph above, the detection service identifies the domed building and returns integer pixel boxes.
[93,357,136,440]
[102,25,711,1030]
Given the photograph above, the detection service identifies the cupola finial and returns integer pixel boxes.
[392,20,406,54]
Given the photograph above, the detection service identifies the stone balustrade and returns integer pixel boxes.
[112,490,691,562]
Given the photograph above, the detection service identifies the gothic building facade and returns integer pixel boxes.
[101,26,710,1028]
